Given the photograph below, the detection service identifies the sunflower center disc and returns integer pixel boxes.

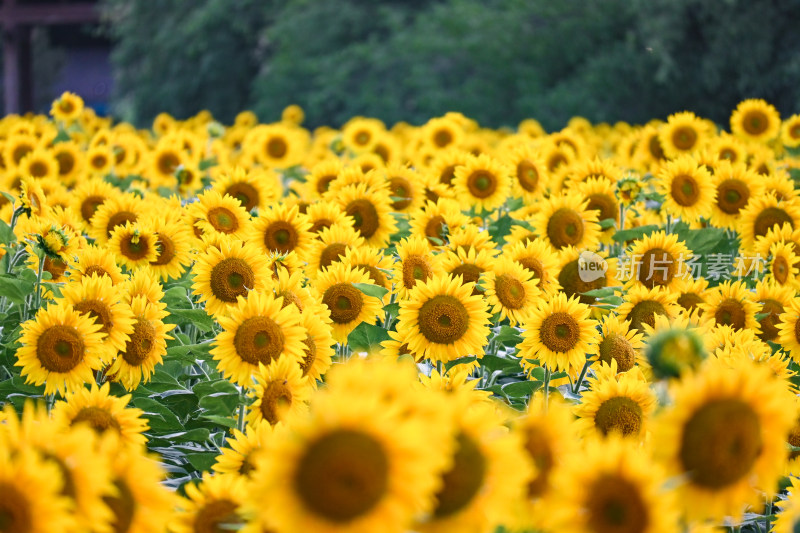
[209,258,255,303]
[357,264,387,288]
[495,274,525,309]
[743,111,768,135]
[29,161,48,178]
[265,221,298,254]
[121,235,151,261]
[637,248,676,288]
[587,193,618,222]
[467,171,497,198]
[517,160,539,192]
[758,299,783,341]
[714,298,746,330]
[151,235,176,266]
[84,265,111,279]
[718,180,749,214]
[37,324,85,373]
[403,256,431,289]
[295,430,389,523]
[106,211,138,237]
[626,300,667,333]
[103,480,135,533]
[524,429,554,498]
[598,333,636,372]
[586,474,650,533]
[300,336,316,377]
[389,177,412,210]
[518,257,545,287]
[434,129,452,148]
[417,294,470,344]
[157,152,180,174]
[260,380,293,425]
[0,483,33,533]
[207,207,239,234]
[72,406,122,435]
[123,317,156,366]
[680,399,762,489]
[80,195,106,222]
[194,499,242,533]
[425,215,448,245]
[233,316,285,366]
[318,243,348,270]
[346,199,380,239]
[594,396,644,437]
[433,433,487,518]
[774,255,790,285]
[547,208,584,249]
[450,264,484,293]
[540,311,580,353]
[322,284,364,324]
[266,138,287,159]
[672,126,697,150]
[677,292,704,314]
[670,174,699,206]
[754,207,794,239]
[225,183,259,211]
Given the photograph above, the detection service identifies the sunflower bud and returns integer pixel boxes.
[645,326,706,380]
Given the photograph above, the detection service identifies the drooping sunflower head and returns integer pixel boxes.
[730,98,781,143]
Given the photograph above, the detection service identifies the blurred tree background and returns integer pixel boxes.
[100,0,800,130]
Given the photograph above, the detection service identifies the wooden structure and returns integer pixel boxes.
[1,0,98,115]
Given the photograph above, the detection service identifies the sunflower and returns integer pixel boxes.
[18,176,49,218]
[213,423,275,478]
[189,189,253,241]
[484,257,541,326]
[766,240,800,289]
[147,213,194,281]
[656,155,716,224]
[302,199,351,237]
[396,273,490,365]
[172,473,247,533]
[60,272,136,357]
[556,247,619,306]
[774,477,800,533]
[438,246,497,295]
[250,123,307,168]
[212,289,306,388]
[708,160,763,229]
[626,230,691,291]
[417,397,531,533]
[333,182,397,248]
[659,111,708,158]
[552,436,678,533]
[107,221,159,271]
[123,268,167,316]
[777,297,800,362]
[50,91,84,122]
[342,117,386,153]
[100,436,176,533]
[52,383,149,447]
[383,163,424,213]
[616,285,679,334]
[699,280,760,333]
[500,143,548,202]
[86,145,114,177]
[297,304,335,385]
[595,314,645,373]
[3,132,37,170]
[313,262,384,344]
[446,224,497,255]
[391,235,444,300]
[409,198,471,247]
[504,237,562,296]
[191,238,272,318]
[306,159,343,199]
[531,192,601,252]
[70,177,117,230]
[342,245,394,293]
[730,98,781,143]
[451,153,512,213]
[672,276,710,318]
[509,396,576,532]
[574,361,656,440]
[211,165,273,212]
[88,193,145,245]
[653,358,796,522]
[69,244,126,284]
[0,445,75,533]
[753,280,795,343]
[427,148,470,189]
[247,356,313,427]
[148,141,185,184]
[782,113,800,148]
[248,203,314,259]
[107,297,174,391]
[19,147,59,181]
[249,390,446,533]
[574,177,619,242]
[420,116,465,151]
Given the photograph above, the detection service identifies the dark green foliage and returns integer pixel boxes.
[101,0,800,129]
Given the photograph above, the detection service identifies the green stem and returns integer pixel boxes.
[237,394,246,433]
[33,253,46,310]
[572,360,591,394]
[542,365,551,411]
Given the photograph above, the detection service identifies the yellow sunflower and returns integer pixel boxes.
[699,279,760,333]
[52,382,149,447]
[147,213,194,281]
[574,361,656,440]
[408,198,471,247]
[302,199,351,236]
[531,192,601,252]
[50,91,84,122]
[438,245,497,295]
[302,223,364,278]
[211,166,274,212]
[19,147,59,181]
[107,221,159,271]
[730,98,781,143]
[88,193,145,245]
[247,355,313,427]
[451,153,512,213]
[709,160,763,230]
[248,390,446,533]
[626,230,691,291]
[777,297,800,362]
[616,285,679,334]
[248,202,314,257]
[504,237,562,296]
[502,143,550,202]
[342,117,386,153]
[781,113,800,148]
[341,245,394,293]
[70,177,117,230]
[653,358,796,522]
[86,145,114,177]
[420,116,465,152]
[396,273,490,364]
[484,257,541,326]
[774,477,800,533]
[191,237,272,318]
[707,132,749,164]
[575,177,620,243]
[659,110,709,158]
[69,245,126,284]
[333,182,397,248]
[189,189,253,241]
[391,235,444,300]
[753,279,795,343]
[172,473,247,533]
[426,147,470,189]
[107,296,174,391]
[595,314,645,373]
[313,262,385,344]
[552,435,679,533]
[556,246,619,306]
[446,224,497,255]
[212,289,306,388]
[297,304,335,385]
[672,276,710,318]
[306,158,343,199]
[518,292,600,375]
[656,155,716,224]
[383,163,425,213]
[213,423,275,478]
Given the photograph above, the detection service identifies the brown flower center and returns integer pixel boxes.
[713,298,747,330]
[637,248,677,289]
[757,299,784,342]
[586,475,650,533]
[346,199,380,239]
[754,207,794,240]
[546,208,585,249]
[207,207,239,234]
[516,160,540,192]
[72,406,122,435]
[318,243,348,271]
[494,274,526,310]
[157,152,180,175]
[106,211,138,237]
[626,300,667,333]
[558,259,606,305]
[151,234,176,266]
[194,499,242,533]
[594,396,644,437]
[586,193,618,223]
[717,179,750,214]
[233,316,285,366]
[263,221,299,254]
[598,333,636,372]
[540,311,580,353]
[266,137,287,159]
[259,380,293,425]
[209,257,255,303]
[300,335,316,377]
[524,427,554,498]
[417,294,470,344]
[433,433,486,518]
[388,176,413,210]
[670,173,700,206]
[466,170,497,199]
[671,125,698,151]
[402,256,431,289]
[322,284,364,324]
[122,317,156,366]
[225,183,259,211]
[103,480,135,533]
[424,215,448,245]
[742,110,769,135]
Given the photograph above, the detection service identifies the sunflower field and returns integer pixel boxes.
[2,93,800,533]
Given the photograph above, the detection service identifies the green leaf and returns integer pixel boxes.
[383,302,400,317]
[193,379,239,397]
[186,452,218,472]
[163,428,211,443]
[480,354,522,373]
[0,220,16,245]
[0,191,15,205]
[164,309,215,333]
[52,129,71,144]
[581,286,620,298]
[199,414,237,428]
[493,326,522,347]
[755,312,772,321]
[0,275,34,304]
[599,218,616,230]
[166,341,214,364]
[347,322,391,353]
[612,225,660,243]
[444,356,477,371]
[502,380,542,397]
[351,282,389,300]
